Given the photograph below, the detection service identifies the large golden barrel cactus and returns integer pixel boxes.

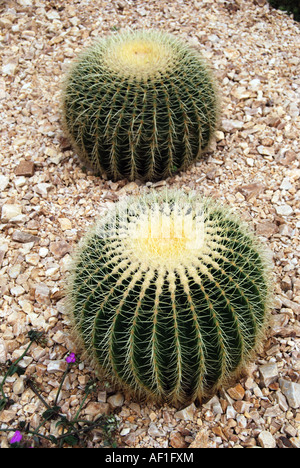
[68,191,272,405]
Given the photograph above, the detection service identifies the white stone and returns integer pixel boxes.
[118,182,139,194]
[13,377,25,395]
[107,393,124,408]
[10,214,27,224]
[249,78,261,90]
[258,430,276,448]
[31,346,46,361]
[84,401,110,416]
[203,395,223,414]
[259,362,278,387]
[257,145,275,156]
[27,311,46,329]
[215,130,225,141]
[226,405,236,419]
[34,283,50,304]
[236,414,247,428]
[19,299,33,314]
[275,204,293,216]
[289,102,299,118]
[46,10,60,20]
[290,437,300,449]
[0,243,8,256]
[222,119,244,132]
[13,137,27,148]
[17,0,33,5]
[120,427,131,436]
[174,403,196,421]
[275,391,289,412]
[34,183,52,197]
[58,218,72,231]
[0,77,6,100]
[8,264,21,279]
[279,379,300,409]
[232,86,251,100]
[10,285,25,297]
[45,265,60,277]
[0,339,7,363]
[253,383,264,398]
[52,330,66,344]
[0,175,9,191]
[148,422,165,438]
[39,247,49,258]
[14,176,27,188]
[25,253,40,266]
[280,177,293,190]
[2,62,17,76]
[1,204,22,222]
[47,360,68,373]
[60,254,72,273]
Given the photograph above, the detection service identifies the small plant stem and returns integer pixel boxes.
[27,380,52,410]
[54,364,71,406]
[0,341,34,404]
[55,420,101,441]
[30,409,58,439]
[72,392,89,423]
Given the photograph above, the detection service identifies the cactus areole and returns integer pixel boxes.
[68,191,272,405]
[62,30,219,181]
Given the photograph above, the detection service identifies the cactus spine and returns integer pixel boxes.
[62,30,219,181]
[68,191,272,405]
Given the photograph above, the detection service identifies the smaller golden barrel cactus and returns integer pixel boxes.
[62,30,219,181]
[68,191,272,405]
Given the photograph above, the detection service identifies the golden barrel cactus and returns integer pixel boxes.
[62,30,219,181]
[68,191,272,405]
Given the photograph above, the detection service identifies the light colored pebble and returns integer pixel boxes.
[1,204,22,222]
[174,403,196,421]
[259,363,279,387]
[0,175,9,191]
[275,204,293,216]
[107,393,125,408]
[47,360,68,373]
[279,379,300,409]
[258,431,276,448]
[13,377,25,395]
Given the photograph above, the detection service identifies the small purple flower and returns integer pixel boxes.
[10,431,22,444]
[66,352,76,364]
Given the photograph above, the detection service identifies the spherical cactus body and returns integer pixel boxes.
[68,191,272,405]
[62,30,219,181]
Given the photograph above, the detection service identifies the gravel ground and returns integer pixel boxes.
[0,0,299,449]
